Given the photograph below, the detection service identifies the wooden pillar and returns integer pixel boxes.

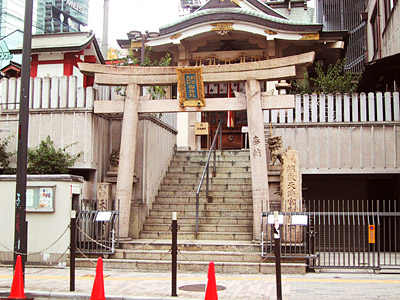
[245,79,270,241]
[116,84,140,237]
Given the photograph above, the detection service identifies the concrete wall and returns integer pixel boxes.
[130,115,177,238]
[0,109,110,196]
[273,123,400,174]
[267,93,400,174]
[0,76,111,199]
[0,175,84,264]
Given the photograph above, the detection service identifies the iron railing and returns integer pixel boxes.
[262,211,314,260]
[195,120,223,238]
[75,210,119,255]
[262,199,400,271]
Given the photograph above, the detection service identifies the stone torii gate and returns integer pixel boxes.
[79,51,315,239]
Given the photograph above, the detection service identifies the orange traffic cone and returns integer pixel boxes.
[1,255,33,300]
[204,261,218,300]
[89,257,105,300]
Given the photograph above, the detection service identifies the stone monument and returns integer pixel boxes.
[268,136,303,243]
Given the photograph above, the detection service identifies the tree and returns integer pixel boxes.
[114,47,172,120]
[0,135,14,174]
[27,136,81,174]
[290,59,363,94]
[115,47,172,98]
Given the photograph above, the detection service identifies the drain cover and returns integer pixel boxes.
[179,284,226,292]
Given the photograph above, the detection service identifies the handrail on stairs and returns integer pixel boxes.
[195,120,223,238]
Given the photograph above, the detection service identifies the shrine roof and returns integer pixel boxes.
[10,32,105,64]
[197,0,288,20]
[159,7,321,35]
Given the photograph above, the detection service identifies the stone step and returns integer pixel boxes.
[163,177,252,185]
[165,169,280,177]
[155,196,253,204]
[157,190,252,197]
[120,240,260,252]
[175,150,250,157]
[111,249,262,263]
[173,154,250,160]
[75,258,306,274]
[149,210,253,218]
[146,216,252,225]
[140,231,253,241]
[168,166,251,173]
[170,160,251,167]
[166,172,252,179]
[143,223,252,233]
[160,183,252,192]
[151,203,253,211]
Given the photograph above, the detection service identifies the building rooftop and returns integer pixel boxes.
[9,31,104,64]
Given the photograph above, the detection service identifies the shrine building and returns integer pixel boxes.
[117,0,346,151]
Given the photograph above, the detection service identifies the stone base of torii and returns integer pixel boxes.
[79,51,315,240]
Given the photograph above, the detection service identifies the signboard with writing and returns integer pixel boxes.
[195,122,209,135]
[176,67,205,107]
[66,0,85,14]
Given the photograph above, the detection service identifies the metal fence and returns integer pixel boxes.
[75,210,119,255]
[316,0,367,73]
[262,199,400,271]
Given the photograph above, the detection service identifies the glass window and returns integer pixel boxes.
[370,6,380,59]
[26,186,56,212]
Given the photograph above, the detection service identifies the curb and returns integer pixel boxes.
[0,290,199,300]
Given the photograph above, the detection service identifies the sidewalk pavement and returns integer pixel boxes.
[0,264,399,300]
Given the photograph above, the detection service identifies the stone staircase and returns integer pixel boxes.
[141,150,254,241]
[77,150,305,274]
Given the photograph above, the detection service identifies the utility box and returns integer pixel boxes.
[0,175,85,264]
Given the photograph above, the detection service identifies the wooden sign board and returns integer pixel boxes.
[176,67,205,107]
[195,122,209,135]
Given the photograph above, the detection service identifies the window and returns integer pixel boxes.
[384,0,396,22]
[370,6,380,59]
[26,186,56,212]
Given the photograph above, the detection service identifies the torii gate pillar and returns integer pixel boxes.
[246,80,269,241]
[115,84,140,237]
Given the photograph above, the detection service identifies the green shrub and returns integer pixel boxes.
[313,60,361,94]
[27,136,81,174]
[0,135,14,174]
[290,59,363,94]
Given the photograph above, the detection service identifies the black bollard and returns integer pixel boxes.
[274,211,282,300]
[70,210,76,292]
[171,212,178,297]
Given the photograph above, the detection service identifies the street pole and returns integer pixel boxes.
[101,0,110,58]
[14,0,33,273]
[274,211,282,300]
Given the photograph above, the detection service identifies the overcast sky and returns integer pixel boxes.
[85,0,181,49]
[85,0,315,50]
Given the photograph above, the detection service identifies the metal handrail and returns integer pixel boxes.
[195,120,223,238]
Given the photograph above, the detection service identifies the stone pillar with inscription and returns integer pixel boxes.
[246,79,270,241]
[97,183,112,211]
[280,149,303,243]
